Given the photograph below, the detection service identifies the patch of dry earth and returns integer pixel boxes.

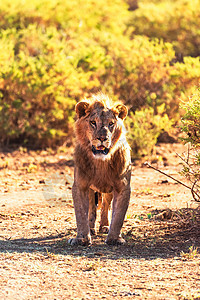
[0,144,200,300]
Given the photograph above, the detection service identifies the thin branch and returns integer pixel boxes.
[176,152,191,168]
[187,143,190,164]
[191,179,200,202]
[176,152,200,189]
[144,162,200,201]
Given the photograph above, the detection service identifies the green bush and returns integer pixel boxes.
[0,26,79,147]
[126,105,172,157]
[0,0,129,35]
[128,0,200,57]
[0,0,130,147]
[96,35,200,119]
[179,89,200,202]
[181,89,200,146]
[0,0,200,148]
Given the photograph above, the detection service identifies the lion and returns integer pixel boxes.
[68,93,131,246]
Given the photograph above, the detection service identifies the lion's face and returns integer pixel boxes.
[75,94,128,159]
[89,107,117,156]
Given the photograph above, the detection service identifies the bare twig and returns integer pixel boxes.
[191,179,200,202]
[187,143,190,164]
[144,162,200,202]
[176,152,191,168]
[176,152,200,188]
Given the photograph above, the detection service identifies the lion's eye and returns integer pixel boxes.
[90,120,96,127]
[109,121,115,127]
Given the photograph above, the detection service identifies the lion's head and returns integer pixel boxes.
[75,94,128,159]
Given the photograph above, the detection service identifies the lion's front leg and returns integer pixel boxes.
[68,184,91,246]
[89,189,98,235]
[99,193,112,234]
[106,187,131,245]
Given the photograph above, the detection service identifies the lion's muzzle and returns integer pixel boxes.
[92,145,110,155]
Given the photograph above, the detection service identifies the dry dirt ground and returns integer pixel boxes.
[0,143,199,300]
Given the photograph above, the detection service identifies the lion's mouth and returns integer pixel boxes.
[92,145,109,155]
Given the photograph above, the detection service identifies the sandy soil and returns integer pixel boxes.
[0,143,199,300]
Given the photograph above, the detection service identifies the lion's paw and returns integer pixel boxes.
[68,237,91,246]
[105,237,126,245]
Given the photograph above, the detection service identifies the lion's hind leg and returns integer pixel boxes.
[89,189,102,235]
[99,193,112,234]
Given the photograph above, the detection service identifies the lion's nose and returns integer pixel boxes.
[98,136,107,142]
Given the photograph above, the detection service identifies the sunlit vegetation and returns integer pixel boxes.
[0,0,200,153]
[179,88,200,202]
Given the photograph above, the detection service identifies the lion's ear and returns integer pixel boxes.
[75,101,90,119]
[113,104,128,120]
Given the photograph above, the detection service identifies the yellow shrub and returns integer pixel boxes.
[129,0,200,57]
[126,105,172,157]
[0,0,199,148]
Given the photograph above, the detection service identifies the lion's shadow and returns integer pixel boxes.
[0,207,199,260]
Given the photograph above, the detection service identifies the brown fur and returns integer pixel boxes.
[68,93,131,246]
